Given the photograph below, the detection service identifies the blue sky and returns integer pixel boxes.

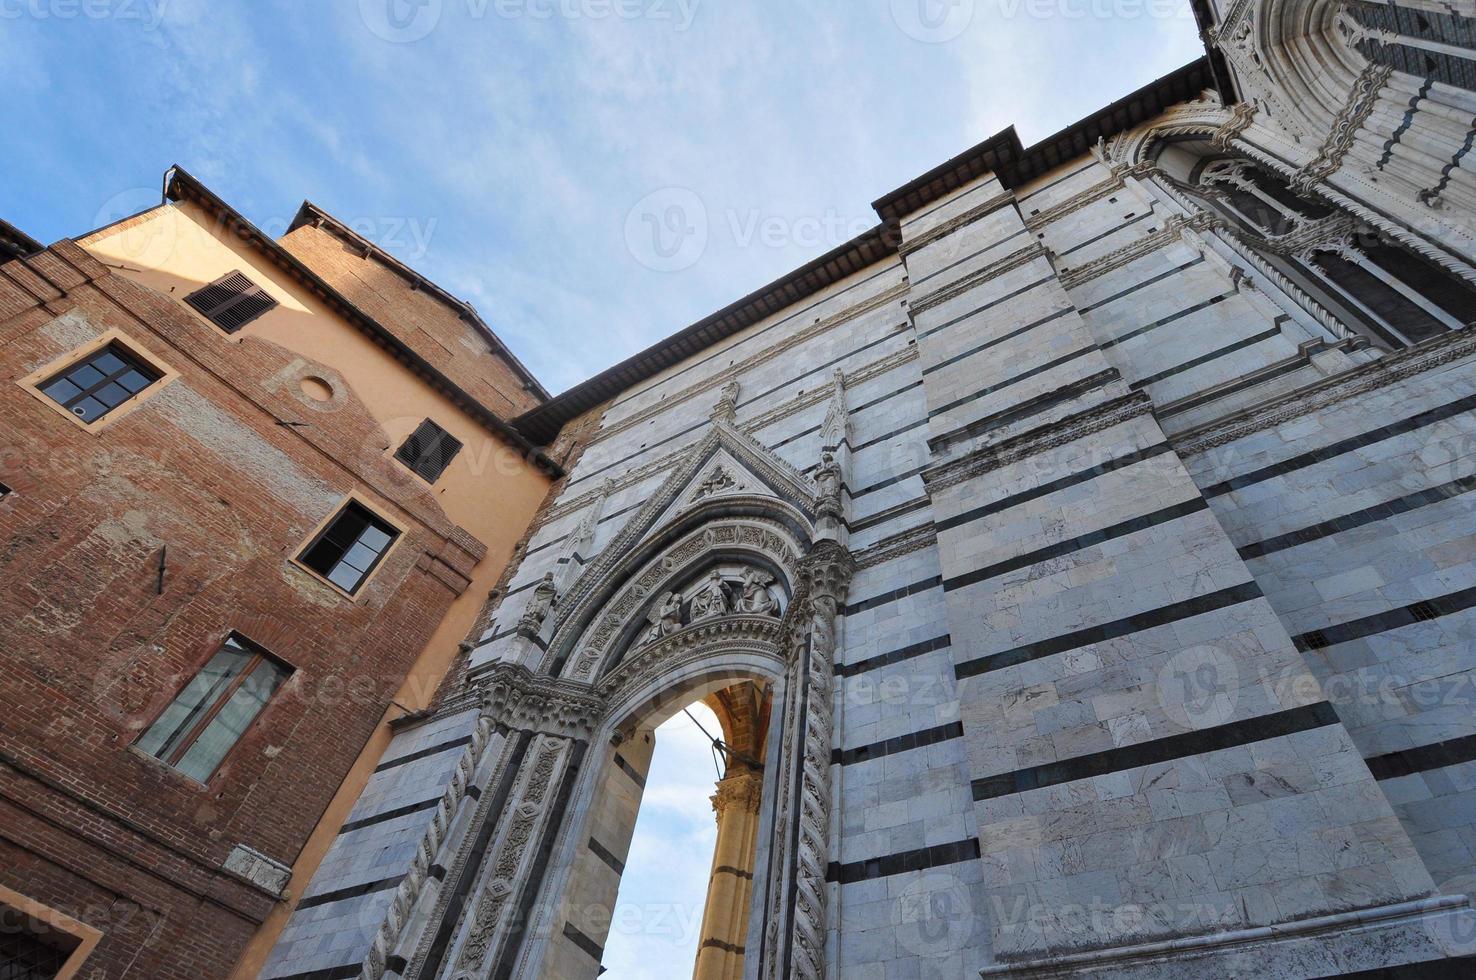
[2,0,1201,397]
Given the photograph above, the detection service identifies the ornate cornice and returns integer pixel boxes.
[922,392,1154,491]
[910,242,1050,316]
[1174,326,1476,455]
[481,662,605,740]
[854,522,937,569]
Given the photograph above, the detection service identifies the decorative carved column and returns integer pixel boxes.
[787,540,855,980]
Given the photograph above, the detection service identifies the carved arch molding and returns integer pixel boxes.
[382,502,854,980]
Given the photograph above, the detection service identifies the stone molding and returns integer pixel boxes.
[899,189,1017,257]
[785,541,855,980]
[910,243,1049,316]
[1173,325,1476,455]
[854,522,938,569]
[1291,62,1394,192]
[1023,163,1155,231]
[1060,212,1223,289]
[580,280,909,449]
[482,663,606,740]
[370,713,499,980]
[921,392,1154,491]
[530,341,916,535]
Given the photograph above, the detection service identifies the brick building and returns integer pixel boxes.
[0,169,558,979]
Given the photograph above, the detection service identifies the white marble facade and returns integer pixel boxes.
[262,3,1476,977]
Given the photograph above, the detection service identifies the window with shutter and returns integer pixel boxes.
[394,419,463,483]
[184,270,279,333]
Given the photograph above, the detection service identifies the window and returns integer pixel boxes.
[394,419,463,483]
[37,342,160,424]
[298,500,399,594]
[0,912,77,980]
[0,482,10,498]
[184,270,278,333]
[135,634,291,783]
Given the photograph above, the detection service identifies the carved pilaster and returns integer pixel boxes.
[787,541,855,980]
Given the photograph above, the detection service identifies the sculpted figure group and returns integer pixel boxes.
[642,566,779,645]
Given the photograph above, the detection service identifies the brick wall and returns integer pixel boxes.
[0,242,493,978]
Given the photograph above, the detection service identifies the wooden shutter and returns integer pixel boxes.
[185,271,279,333]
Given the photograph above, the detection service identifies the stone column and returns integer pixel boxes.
[693,769,764,980]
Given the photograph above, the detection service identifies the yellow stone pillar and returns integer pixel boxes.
[693,768,764,980]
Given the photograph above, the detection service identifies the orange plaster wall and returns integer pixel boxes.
[79,202,553,976]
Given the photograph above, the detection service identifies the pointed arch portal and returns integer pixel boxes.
[369,392,858,980]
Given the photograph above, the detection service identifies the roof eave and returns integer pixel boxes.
[164,167,564,478]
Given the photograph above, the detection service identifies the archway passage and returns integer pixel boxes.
[548,676,776,980]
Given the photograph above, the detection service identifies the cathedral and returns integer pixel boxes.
[4,1,1476,978]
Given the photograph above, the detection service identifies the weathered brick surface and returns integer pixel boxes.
[278,223,543,418]
[0,244,505,978]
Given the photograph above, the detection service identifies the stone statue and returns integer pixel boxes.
[688,569,730,622]
[738,567,779,617]
[711,380,740,423]
[815,451,843,519]
[645,591,684,644]
[517,573,557,637]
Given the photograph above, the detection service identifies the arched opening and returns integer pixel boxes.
[538,655,784,980]
[598,681,773,979]
[1153,138,1476,348]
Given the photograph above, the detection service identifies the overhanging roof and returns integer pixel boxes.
[0,218,43,263]
[163,166,563,476]
[286,201,550,401]
[514,56,1221,446]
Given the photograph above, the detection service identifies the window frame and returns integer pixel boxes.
[291,494,405,599]
[182,269,280,336]
[133,632,293,784]
[0,885,103,980]
[393,418,464,484]
[18,329,179,433]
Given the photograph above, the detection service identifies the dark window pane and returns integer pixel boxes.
[117,369,152,394]
[94,383,132,409]
[40,378,81,403]
[67,364,105,389]
[70,397,106,422]
[37,342,161,423]
[300,501,399,594]
[90,350,125,375]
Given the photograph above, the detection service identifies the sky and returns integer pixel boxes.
[1,0,1202,398]
[602,700,725,977]
[3,6,1200,973]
